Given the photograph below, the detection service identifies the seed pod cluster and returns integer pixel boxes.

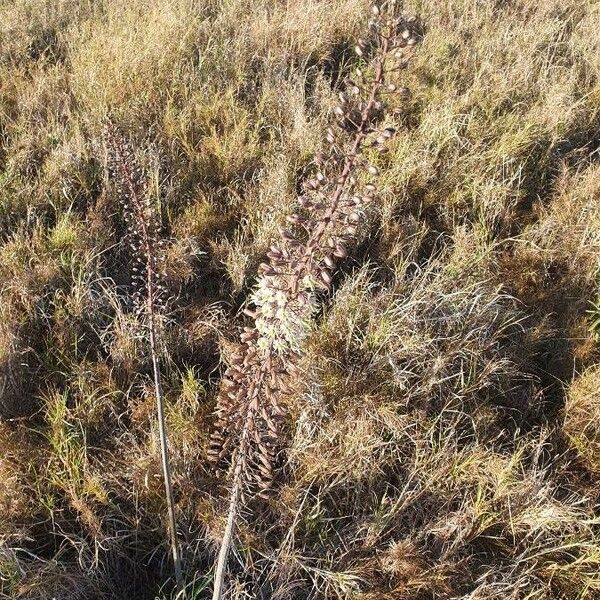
[104,119,184,592]
[103,120,168,318]
[210,1,418,499]
[210,3,418,597]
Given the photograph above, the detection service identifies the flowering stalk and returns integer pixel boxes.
[104,121,185,596]
[208,2,418,597]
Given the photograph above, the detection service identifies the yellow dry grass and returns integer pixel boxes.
[0,0,598,598]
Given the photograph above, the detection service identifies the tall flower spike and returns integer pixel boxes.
[104,120,185,596]
[209,3,418,598]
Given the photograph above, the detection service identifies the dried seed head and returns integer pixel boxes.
[334,244,347,258]
[320,269,332,285]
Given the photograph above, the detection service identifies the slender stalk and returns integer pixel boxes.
[104,122,185,597]
[211,436,244,600]
[210,14,400,600]
[212,349,270,600]
[149,308,185,595]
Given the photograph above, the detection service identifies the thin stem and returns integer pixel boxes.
[211,435,244,600]
[149,312,185,596]
[212,352,270,600]
[118,137,185,597]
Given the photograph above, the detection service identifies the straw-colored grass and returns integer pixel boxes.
[0,0,598,598]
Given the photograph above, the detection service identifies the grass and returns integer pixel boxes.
[0,0,599,598]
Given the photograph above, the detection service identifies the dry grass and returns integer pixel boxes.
[0,0,599,598]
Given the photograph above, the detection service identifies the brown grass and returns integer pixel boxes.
[0,0,598,598]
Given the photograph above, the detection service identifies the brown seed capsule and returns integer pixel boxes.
[279,228,296,242]
[368,165,379,176]
[320,269,332,285]
[334,244,347,258]
[286,214,305,225]
[324,255,335,268]
[259,263,276,275]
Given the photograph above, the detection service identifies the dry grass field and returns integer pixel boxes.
[0,0,599,598]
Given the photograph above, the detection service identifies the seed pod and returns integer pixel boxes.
[334,244,347,258]
[355,45,363,57]
[324,255,335,268]
[368,165,379,176]
[259,263,277,275]
[320,269,332,285]
[372,4,380,15]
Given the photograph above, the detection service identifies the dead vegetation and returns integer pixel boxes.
[0,0,599,599]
